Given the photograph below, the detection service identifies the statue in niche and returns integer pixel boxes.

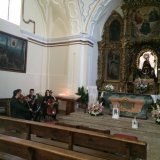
[107,50,120,80]
[139,53,157,82]
[109,20,121,41]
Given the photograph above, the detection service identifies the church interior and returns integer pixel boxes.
[0,0,160,160]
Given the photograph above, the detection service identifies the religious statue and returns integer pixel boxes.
[140,53,156,80]
[140,20,151,35]
[107,51,120,80]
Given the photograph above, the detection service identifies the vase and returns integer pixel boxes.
[89,110,102,116]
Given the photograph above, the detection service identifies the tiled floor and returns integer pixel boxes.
[58,108,160,160]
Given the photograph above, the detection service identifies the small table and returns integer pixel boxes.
[56,95,80,115]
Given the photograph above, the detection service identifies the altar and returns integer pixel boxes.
[102,92,154,119]
[56,95,80,115]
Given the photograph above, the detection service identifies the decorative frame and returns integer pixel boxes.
[105,48,121,81]
[97,11,123,91]
[136,49,158,69]
[0,31,27,73]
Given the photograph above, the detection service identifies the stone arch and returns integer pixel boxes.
[85,0,123,40]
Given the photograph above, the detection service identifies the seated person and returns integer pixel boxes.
[26,89,40,121]
[41,90,58,120]
[10,89,32,120]
[48,90,58,120]
[41,90,50,119]
[26,89,37,111]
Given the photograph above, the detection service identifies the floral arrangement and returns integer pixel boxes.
[151,101,160,124]
[134,78,148,94]
[88,101,104,116]
[105,84,114,92]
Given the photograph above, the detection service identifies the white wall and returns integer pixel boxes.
[0,0,123,98]
[48,43,93,95]
[0,19,47,98]
[87,43,98,86]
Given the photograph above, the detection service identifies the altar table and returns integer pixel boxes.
[56,95,80,115]
[102,92,154,119]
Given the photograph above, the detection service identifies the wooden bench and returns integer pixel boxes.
[0,98,10,116]
[55,122,110,134]
[0,116,147,160]
[0,134,104,160]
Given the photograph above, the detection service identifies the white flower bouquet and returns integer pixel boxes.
[88,102,104,116]
[134,78,148,94]
[105,84,114,92]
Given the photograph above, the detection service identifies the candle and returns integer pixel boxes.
[132,117,138,129]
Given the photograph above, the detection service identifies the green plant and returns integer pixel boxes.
[76,86,88,105]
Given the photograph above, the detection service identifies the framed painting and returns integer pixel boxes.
[0,31,27,73]
[105,49,120,81]
[131,6,160,40]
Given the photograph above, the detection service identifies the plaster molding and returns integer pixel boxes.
[37,0,49,23]
[79,0,97,22]
[71,20,80,34]
[67,0,80,34]
[67,1,78,18]
[21,30,96,46]
[85,0,111,34]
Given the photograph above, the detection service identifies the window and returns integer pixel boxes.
[0,0,21,25]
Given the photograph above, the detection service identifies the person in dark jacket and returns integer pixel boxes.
[10,89,32,120]
[26,89,37,110]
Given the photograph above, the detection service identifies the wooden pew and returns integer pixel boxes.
[0,134,104,160]
[0,98,10,116]
[0,116,147,160]
[55,122,110,134]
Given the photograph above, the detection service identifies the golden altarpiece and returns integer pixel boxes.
[97,0,160,95]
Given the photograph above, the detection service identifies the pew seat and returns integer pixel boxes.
[0,134,105,160]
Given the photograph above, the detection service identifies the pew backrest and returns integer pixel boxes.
[0,98,10,116]
[0,116,147,160]
[55,122,110,134]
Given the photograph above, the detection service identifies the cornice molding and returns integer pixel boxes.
[21,30,96,47]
